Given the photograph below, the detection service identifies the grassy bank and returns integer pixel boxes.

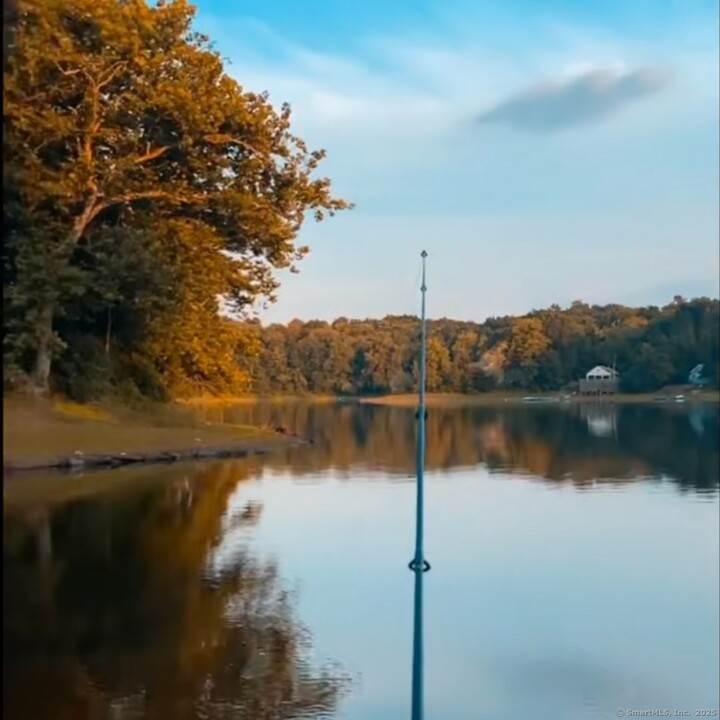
[3,395,288,465]
[359,391,720,407]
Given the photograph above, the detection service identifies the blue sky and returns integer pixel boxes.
[193,0,719,323]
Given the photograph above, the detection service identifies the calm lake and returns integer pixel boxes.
[4,402,720,720]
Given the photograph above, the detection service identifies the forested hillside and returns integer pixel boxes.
[244,297,720,396]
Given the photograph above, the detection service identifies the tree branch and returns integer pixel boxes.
[131,134,274,167]
[72,191,100,242]
[72,190,204,243]
[109,189,204,206]
[203,134,265,156]
[96,61,127,90]
[53,61,81,77]
[72,128,271,241]
[133,145,173,164]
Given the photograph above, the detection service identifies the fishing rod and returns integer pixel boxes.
[409,250,431,720]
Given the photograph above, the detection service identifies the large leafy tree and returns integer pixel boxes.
[4,0,349,392]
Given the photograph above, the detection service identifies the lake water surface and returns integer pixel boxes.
[4,402,719,719]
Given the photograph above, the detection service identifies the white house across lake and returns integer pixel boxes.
[579,365,620,395]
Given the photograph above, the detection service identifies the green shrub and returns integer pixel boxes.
[53,335,113,402]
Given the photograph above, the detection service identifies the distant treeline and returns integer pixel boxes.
[244,297,720,396]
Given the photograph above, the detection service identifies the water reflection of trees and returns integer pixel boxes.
[3,461,348,720]
[198,402,719,492]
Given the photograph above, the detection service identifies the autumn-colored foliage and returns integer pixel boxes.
[3,0,349,398]
[246,298,719,395]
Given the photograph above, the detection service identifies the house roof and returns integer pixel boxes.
[586,365,619,375]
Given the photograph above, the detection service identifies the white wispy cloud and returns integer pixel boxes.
[205,12,715,160]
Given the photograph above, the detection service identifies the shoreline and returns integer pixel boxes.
[5,388,716,474]
[3,436,307,476]
[3,395,307,476]
[358,391,720,408]
[176,391,720,408]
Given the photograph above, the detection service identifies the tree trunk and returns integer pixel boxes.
[3,0,18,67]
[32,301,54,394]
[105,306,112,357]
[36,511,53,572]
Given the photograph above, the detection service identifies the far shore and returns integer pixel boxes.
[178,390,720,408]
[358,391,720,408]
